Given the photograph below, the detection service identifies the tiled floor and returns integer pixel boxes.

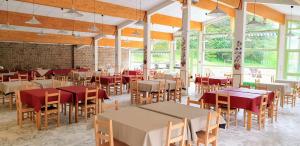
[1,86,300,146]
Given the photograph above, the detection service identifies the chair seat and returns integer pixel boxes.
[196,130,217,143]
[20,105,34,112]
[41,106,58,112]
[78,101,96,106]
[220,107,237,113]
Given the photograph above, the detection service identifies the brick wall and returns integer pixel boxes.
[0,42,130,71]
[0,42,73,70]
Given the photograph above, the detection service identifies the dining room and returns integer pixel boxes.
[1,0,300,146]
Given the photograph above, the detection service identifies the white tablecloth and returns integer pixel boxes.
[138,79,176,92]
[140,101,225,142]
[31,79,73,88]
[0,81,40,94]
[275,79,299,88]
[256,82,291,95]
[35,69,50,76]
[95,107,187,146]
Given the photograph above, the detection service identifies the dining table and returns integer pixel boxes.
[139,101,226,142]
[201,88,274,131]
[20,88,73,129]
[57,86,109,122]
[94,106,188,146]
[0,81,39,95]
[195,76,232,85]
[31,79,73,88]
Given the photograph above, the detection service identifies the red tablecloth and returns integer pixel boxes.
[201,89,274,113]
[223,87,273,95]
[57,86,109,102]
[123,70,143,75]
[100,76,120,85]
[20,88,73,112]
[195,77,232,85]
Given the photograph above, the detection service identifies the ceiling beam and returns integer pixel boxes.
[117,20,137,30]
[247,3,286,24]
[0,10,173,40]
[247,0,298,5]
[148,0,177,16]
[16,0,202,30]
[217,0,241,8]
[122,28,174,40]
[0,30,143,48]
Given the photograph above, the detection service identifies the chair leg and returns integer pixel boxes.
[85,107,88,122]
[235,110,238,126]
[45,113,48,130]
[57,111,60,127]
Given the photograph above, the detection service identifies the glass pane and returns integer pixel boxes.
[244,68,276,82]
[244,50,277,68]
[287,76,300,81]
[202,66,232,77]
[287,52,300,73]
[286,35,300,50]
[204,50,232,66]
[205,17,231,34]
[245,31,278,50]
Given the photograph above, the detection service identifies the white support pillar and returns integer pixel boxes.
[169,40,175,70]
[232,2,247,87]
[181,0,191,92]
[115,29,122,73]
[198,32,204,74]
[94,38,99,71]
[143,15,151,79]
[277,24,286,79]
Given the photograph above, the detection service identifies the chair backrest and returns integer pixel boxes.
[15,90,22,111]
[114,75,122,84]
[100,100,119,113]
[166,118,187,146]
[85,88,99,104]
[175,79,182,91]
[34,75,46,80]
[158,80,166,93]
[273,90,280,107]
[94,116,114,146]
[211,84,220,92]
[239,84,250,89]
[216,93,230,110]
[0,74,3,82]
[9,75,20,82]
[187,97,203,108]
[19,74,28,81]
[260,95,268,114]
[130,80,138,93]
[204,109,221,140]
[201,77,209,85]
[45,91,61,109]
[255,84,267,90]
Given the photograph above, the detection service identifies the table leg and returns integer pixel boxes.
[247,110,252,131]
[75,102,78,123]
[280,94,284,108]
[36,111,41,130]
[69,103,73,124]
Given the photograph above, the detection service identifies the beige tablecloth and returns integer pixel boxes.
[275,79,299,88]
[139,101,225,142]
[31,79,73,88]
[256,82,291,95]
[95,107,187,146]
[0,81,40,94]
[36,69,50,76]
[138,79,176,92]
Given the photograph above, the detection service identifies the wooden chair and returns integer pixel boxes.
[285,88,297,107]
[114,75,123,95]
[210,84,220,92]
[42,91,61,129]
[196,109,221,146]
[16,90,35,128]
[152,80,166,103]
[201,77,210,94]
[244,95,268,130]
[0,74,4,104]
[79,88,99,122]
[270,90,280,123]
[255,84,267,90]
[216,93,238,128]
[19,74,28,81]
[34,76,46,80]
[166,118,187,146]
[99,100,119,113]
[94,116,128,146]
[9,75,20,82]
[195,74,201,93]
[169,79,182,102]
[187,97,203,109]
[130,80,141,104]
[239,84,250,89]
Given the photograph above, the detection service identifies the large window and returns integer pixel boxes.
[244,15,279,82]
[203,17,233,76]
[285,20,300,80]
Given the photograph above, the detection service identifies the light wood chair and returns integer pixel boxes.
[187,97,204,109]
[196,109,221,146]
[216,93,238,128]
[34,76,46,80]
[201,77,210,94]
[130,80,142,104]
[239,84,250,89]
[99,100,119,113]
[270,90,280,123]
[79,88,99,122]
[244,95,268,130]
[195,74,201,93]
[16,90,35,128]
[285,88,297,107]
[9,75,20,82]
[152,80,166,103]
[42,91,61,129]
[166,118,187,146]
[169,79,182,102]
[19,74,28,81]
[94,116,128,146]
[0,74,4,104]
[114,75,123,95]
[255,84,267,90]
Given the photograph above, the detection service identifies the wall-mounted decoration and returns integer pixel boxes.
[234,41,242,70]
